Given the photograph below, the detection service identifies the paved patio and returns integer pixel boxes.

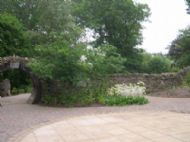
[1,94,190,142]
[19,111,190,142]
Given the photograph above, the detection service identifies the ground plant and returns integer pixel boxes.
[183,72,190,86]
[41,81,149,107]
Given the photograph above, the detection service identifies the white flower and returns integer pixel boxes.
[108,82,146,97]
[42,31,47,35]
[86,45,93,50]
[80,55,87,62]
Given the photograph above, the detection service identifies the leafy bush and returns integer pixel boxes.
[147,55,171,73]
[123,51,173,74]
[0,13,31,57]
[29,42,151,107]
[41,81,149,107]
[168,26,190,68]
[11,85,32,95]
[42,93,96,107]
[140,53,172,73]
[41,88,149,107]
[98,95,149,106]
[101,82,148,106]
[41,82,108,106]
[183,72,190,86]
[28,43,126,84]
[124,48,145,73]
[85,45,127,76]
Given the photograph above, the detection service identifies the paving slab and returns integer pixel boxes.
[1,94,190,142]
[17,111,190,142]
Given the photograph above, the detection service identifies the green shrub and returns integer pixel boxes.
[41,81,149,107]
[41,80,108,106]
[11,85,32,95]
[42,92,149,107]
[124,51,173,74]
[148,55,171,73]
[29,43,126,84]
[184,72,190,86]
[98,95,149,106]
[0,13,31,57]
[141,54,172,74]
[43,93,95,107]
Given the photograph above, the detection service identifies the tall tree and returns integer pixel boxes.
[168,26,190,67]
[72,0,150,56]
[168,0,190,68]
[0,0,81,45]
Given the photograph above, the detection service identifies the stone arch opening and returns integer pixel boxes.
[0,56,42,104]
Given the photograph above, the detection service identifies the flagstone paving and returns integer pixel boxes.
[1,94,190,142]
[18,111,190,142]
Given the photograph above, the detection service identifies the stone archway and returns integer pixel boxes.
[0,56,42,104]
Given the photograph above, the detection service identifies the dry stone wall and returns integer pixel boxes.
[0,79,11,97]
[109,67,190,93]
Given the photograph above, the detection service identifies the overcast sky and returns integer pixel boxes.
[137,0,190,54]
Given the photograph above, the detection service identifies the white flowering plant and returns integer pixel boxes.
[108,81,146,97]
[96,81,149,106]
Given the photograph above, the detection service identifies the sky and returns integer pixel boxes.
[137,0,190,54]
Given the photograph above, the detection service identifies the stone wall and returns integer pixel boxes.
[109,67,190,93]
[39,67,190,99]
[0,79,11,97]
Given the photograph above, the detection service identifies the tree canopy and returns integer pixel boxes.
[0,0,81,45]
[167,1,190,68]
[168,26,190,67]
[0,13,30,56]
[72,0,150,56]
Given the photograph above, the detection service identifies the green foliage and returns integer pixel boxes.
[0,13,31,56]
[0,0,81,45]
[72,0,150,56]
[28,43,82,83]
[11,86,32,95]
[124,48,144,72]
[28,42,126,84]
[132,52,172,74]
[183,72,190,86]
[98,95,148,106]
[123,50,173,74]
[41,81,148,107]
[41,81,108,106]
[0,13,32,94]
[168,26,190,68]
[146,55,172,73]
[42,92,96,107]
[86,45,127,76]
